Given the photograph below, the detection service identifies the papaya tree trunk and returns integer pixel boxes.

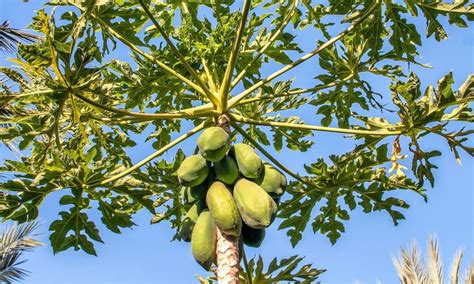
[215,115,240,283]
[216,227,240,283]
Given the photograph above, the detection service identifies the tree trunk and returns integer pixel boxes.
[216,227,240,283]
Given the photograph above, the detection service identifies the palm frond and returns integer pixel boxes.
[0,21,40,53]
[0,222,42,283]
[450,249,463,284]
[428,236,443,284]
[393,241,428,284]
[461,263,473,284]
[393,237,472,284]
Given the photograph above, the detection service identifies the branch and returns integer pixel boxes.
[138,0,219,108]
[73,91,218,120]
[231,121,328,192]
[87,120,211,187]
[1,89,55,100]
[234,73,354,107]
[202,58,218,93]
[89,115,153,124]
[415,1,474,14]
[227,0,381,108]
[241,248,253,284]
[219,0,252,112]
[230,0,300,91]
[231,114,401,136]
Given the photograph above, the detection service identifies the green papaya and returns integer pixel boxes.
[233,143,262,178]
[179,201,204,242]
[197,127,231,162]
[233,178,277,229]
[242,223,265,248]
[206,181,242,237]
[177,154,209,187]
[183,182,208,204]
[214,156,239,185]
[253,163,287,197]
[191,210,217,270]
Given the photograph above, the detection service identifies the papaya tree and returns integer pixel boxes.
[0,0,473,283]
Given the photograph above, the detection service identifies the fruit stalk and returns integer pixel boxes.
[216,227,240,284]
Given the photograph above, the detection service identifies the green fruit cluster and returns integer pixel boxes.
[176,127,287,269]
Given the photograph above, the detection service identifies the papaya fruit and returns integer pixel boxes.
[233,143,262,178]
[233,178,277,229]
[206,181,242,237]
[183,182,208,204]
[177,154,209,187]
[214,156,239,185]
[253,163,287,197]
[179,201,204,242]
[197,127,230,162]
[191,210,217,270]
[242,223,265,248]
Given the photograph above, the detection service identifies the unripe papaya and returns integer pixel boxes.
[242,223,266,248]
[177,154,209,187]
[253,163,287,197]
[214,156,239,185]
[233,178,277,229]
[183,182,208,204]
[206,181,242,237]
[233,143,262,178]
[191,210,217,270]
[179,201,204,242]
[197,127,231,162]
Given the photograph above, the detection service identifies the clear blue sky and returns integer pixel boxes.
[1,1,473,283]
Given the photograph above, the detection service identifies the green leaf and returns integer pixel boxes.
[239,254,325,283]
[49,194,103,256]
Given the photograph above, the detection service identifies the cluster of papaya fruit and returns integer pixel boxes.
[176,126,287,269]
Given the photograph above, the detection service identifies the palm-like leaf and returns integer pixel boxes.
[428,237,443,284]
[0,21,39,53]
[0,21,39,150]
[393,240,428,283]
[0,222,42,283]
[393,236,473,284]
[462,265,474,284]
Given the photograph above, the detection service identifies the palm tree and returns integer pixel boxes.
[0,21,39,53]
[393,235,473,284]
[0,21,39,151]
[0,222,43,283]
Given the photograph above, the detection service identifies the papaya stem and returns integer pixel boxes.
[234,73,354,107]
[227,0,381,108]
[7,89,55,99]
[138,0,220,108]
[241,247,253,284]
[229,0,300,91]
[202,58,218,93]
[73,91,218,120]
[231,114,401,136]
[215,228,240,284]
[88,115,154,124]
[219,0,252,112]
[87,120,211,187]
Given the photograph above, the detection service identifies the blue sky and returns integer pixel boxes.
[1,1,473,283]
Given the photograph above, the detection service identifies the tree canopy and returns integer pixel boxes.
[0,0,472,278]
